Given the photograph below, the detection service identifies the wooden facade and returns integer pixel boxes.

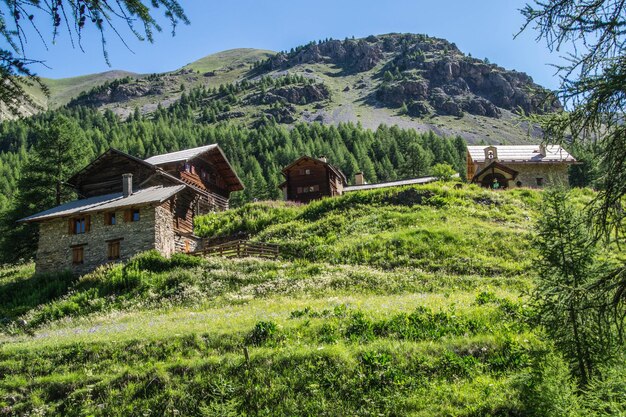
[67,150,157,198]
[280,156,347,203]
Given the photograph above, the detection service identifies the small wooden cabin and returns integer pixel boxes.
[20,145,243,274]
[279,156,347,203]
[280,155,441,203]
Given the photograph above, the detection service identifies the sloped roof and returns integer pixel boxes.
[344,176,439,192]
[19,185,185,223]
[144,144,244,192]
[467,145,576,163]
[144,144,218,165]
[66,148,156,187]
[281,156,348,185]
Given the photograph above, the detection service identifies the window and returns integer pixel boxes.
[124,209,140,222]
[536,178,544,187]
[305,169,311,175]
[69,216,90,235]
[105,212,116,226]
[107,240,121,260]
[297,185,319,194]
[72,246,84,265]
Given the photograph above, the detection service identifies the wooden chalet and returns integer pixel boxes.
[280,155,439,203]
[20,145,243,274]
[279,156,347,203]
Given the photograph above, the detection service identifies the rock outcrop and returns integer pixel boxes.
[372,35,560,118]
[261,33,560,119]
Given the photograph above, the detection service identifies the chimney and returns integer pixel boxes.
[355,172,365,185]
[319,156,328,163]
[539,143,547,156]
[122,173,133,197]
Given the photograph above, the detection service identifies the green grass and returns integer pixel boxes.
[183,48,276,73]
[39,70,140,108]
[0,184,596,416]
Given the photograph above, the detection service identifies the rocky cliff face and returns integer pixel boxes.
[263,33,559,119]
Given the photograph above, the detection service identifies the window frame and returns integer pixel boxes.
[124,208,141,222]
[69,215,90,235]
[105,212,116,226]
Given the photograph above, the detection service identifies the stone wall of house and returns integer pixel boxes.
[154,203,176,257]
[35,205,160,275]
[474,162,570,188]
[506,163,570,188]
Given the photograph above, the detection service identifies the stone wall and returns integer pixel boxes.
[35,205,161,275]
[507,163,570,188]
[154,203,176,257]
[473,162,570,188]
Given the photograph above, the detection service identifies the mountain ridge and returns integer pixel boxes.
[24,33,556,144]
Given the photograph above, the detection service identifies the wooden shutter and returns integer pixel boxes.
[68,218,74,234]
[85,215,91,232]
[72,246,84,265]
[124,209,132,223]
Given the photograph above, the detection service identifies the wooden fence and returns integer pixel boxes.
[196,239,280,260]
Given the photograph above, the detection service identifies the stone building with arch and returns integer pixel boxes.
[466,144,576,189]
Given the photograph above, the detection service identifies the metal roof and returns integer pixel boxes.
[84,185,185,212]
[467,145,576,163]
[19,185,185,223]
[144,144,218,165]
[344,176,439,192]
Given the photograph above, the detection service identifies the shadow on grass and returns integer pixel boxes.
[0,270,76,319]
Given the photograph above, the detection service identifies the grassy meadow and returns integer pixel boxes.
[0,184,600,416]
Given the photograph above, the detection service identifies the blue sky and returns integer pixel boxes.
[17,0,565,89]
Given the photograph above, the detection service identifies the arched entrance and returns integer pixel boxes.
[471,161,519,189]
[480,173,509,189]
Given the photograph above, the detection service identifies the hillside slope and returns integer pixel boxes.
[26,34,556,144]
[0,184,594,416]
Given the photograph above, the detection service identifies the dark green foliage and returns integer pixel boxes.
[515,352,580,416]
[0,115,91,263]
[534,188,622,386]
[520,2,626,324]
[581,356,626,416]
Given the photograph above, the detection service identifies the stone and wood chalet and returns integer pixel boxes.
[20,144,243,275]
[466,144,576,188]
[280,155,438,203]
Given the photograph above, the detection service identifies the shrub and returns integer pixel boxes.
[515,351,580,417]
[246,321,282,346]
